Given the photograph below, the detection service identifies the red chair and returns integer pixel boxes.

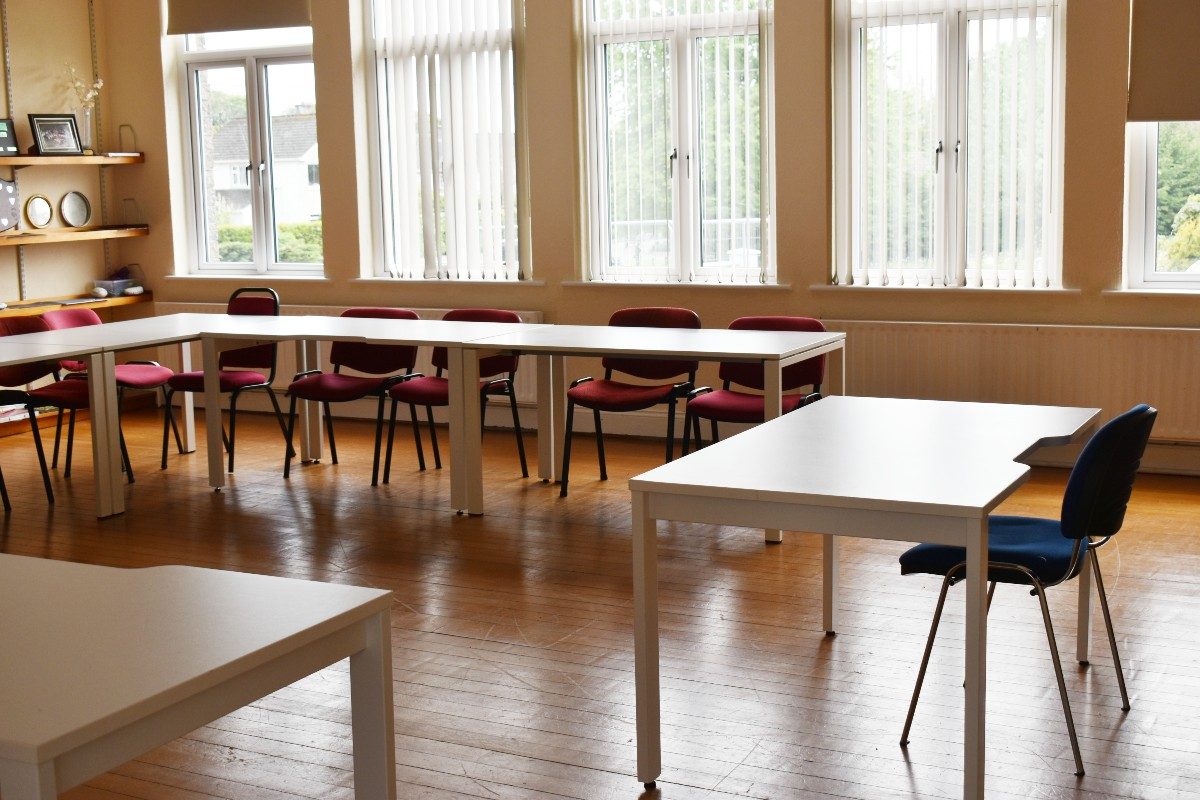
[382,308,527,482]
[0,316,131,507]
[681,316,826,454]
[283,307,420,485]
[161,287,291,472]
[41,307,175,483]
[559,306,700,497]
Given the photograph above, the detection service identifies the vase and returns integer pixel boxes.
[77,106,94,151]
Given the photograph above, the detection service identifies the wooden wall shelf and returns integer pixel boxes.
[0,153,145,167]
[0,291,152,318]
[0,225,149,248]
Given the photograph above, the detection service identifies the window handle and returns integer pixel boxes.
[669,147,678,176]
[244,163,253,182]
[934,140,944,174]
[954,140,961,172]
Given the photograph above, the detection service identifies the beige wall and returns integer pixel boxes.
[75,0,1192,332]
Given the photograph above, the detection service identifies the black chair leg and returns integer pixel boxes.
[593,409,607,480]
[283,394,299,479]
[559,399,576,498]
[1033,580,1085,776]
[407,403,425,473]
[371,394,386,487]
[227,391,240,473]
[710,419,719,444]
[64,409,77,479]
[0,464,9,512]
[426,406,441,469]
[265,386,296,458]
[507,388,528,478]
[27,405,54,504]
[1091,554,1131,711]
[51,408,64,468]
[119,424,135,484]
[382,399,398,483]
[161,388,174,469]
[665,399,677,462]
[900,571,955,746]
[166,387,184,454]
[323,402,338,464]
[682,410,694,456]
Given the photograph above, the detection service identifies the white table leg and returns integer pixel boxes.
[350,610,396,799]
[841,345,847,395]
[963,516,988,800]
[0,759,57,799]
[552,355,565,481]
[86,351,124,518]
[631,489,661,788]
[448,347,483,514]
[1076,549,1093,664]
[536,354,555,481]
[178,341,196,452]
[822,534,839,634]
[764,359,784,544]
[296,340,324,462]
[202,337,225,490]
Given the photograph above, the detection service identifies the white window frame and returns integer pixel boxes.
[1125,122,1200,291]
[179,39,322,275]
[833,0,1065,289]
[582,6,776,284]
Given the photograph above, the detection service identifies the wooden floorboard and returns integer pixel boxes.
[0,406,1196,799]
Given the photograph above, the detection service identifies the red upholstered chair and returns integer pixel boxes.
[41,307,175,483]
[382,308,527,482]
[0,316,131,507]
[283,307,420,485]
[559,306,700,497]
[681,316,826,455]
[162,287,291,472]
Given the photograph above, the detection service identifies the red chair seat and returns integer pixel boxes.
[59,359,87,374]
[388,375,449,407]
[687,389,806,423]
[114,363,174,389]
[289,372,385,402]
[28,379,91,409]
[168,370,268,393]
[567,379,676,412]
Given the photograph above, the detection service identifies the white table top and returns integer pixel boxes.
[631,396,1099,516]
[201,315,546,348]
[0,338,103,366]
[0,554,391,764]
[476,324,846,361]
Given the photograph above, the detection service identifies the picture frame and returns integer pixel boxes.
[0,118,18,155]
[27,114,82,156]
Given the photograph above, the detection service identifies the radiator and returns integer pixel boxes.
[153,303,542,425]
[825,320,1200,444]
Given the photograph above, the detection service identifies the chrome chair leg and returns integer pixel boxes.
[1091,552,1131,711]
[1033,580,1086,776]
[901,571,955,746]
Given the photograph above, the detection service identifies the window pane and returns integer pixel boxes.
[603,39,673,280]
[263,61,322,264]
[194,65,252,264]
[186,27,311,52]
[859,20,938,283]
[1153,120,1200,274]
[964,13,1052,286]
[696,34,761,277]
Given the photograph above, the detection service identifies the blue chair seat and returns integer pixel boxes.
[899,515,1089,586]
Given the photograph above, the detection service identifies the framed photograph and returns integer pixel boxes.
[0,118,18,154]
[27,114,82,155]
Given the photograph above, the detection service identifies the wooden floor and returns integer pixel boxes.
[1,407,1197,800]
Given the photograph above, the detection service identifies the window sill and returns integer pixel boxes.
[810,284,1081,295]
[1104,287,1200,296]
[168,274,331,282]
[562,280,790,289]
[350,278,546,286]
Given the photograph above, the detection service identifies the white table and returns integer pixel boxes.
[628,396,1099,799]
[475,325,847,530]
[0,554,395,800]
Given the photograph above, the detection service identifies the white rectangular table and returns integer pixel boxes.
[0,554,395,799]
[628,396,1099,799]
[473,325,847,527]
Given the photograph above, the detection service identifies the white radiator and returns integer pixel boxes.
[825,320,1200,444]
[153,303,542,426]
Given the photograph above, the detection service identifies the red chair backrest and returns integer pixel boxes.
[0,316,56,387]
[602,307,701,381]
[219,287,280,372]
[41,308,103,330]
[330,307,420,375]
[431,308,522,378]
[720,316,827,391]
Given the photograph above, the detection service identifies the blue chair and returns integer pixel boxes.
[897,404,1157,776]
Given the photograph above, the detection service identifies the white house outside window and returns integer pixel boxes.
[180,27,323,274]
[581,0,776,284]
[368,0,523,281]
[832,0,1065,289]
[1125,121,1200,291]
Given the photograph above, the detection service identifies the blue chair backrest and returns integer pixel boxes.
[1060,404,1157,540]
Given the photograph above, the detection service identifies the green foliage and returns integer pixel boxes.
[1155,122,1200,237]
[217,224,252,262]
[215,221,323,264]
[1165,194,1200,263]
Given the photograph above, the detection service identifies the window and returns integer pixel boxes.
[1125,121,1200,290]
[368,0,523,281]
[180,27,323,274]
[833,0,1064,288]
[581,0,775,284]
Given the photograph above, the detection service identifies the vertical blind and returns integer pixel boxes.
[833,0,1059,289]
[582,0,774,284]
[373,0,520,280]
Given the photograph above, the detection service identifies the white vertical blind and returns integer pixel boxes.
[373,0,520,280]
[833,0,1060,289]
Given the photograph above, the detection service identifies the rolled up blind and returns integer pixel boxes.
[166,0,311,35]
[1127,0,1200,121]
